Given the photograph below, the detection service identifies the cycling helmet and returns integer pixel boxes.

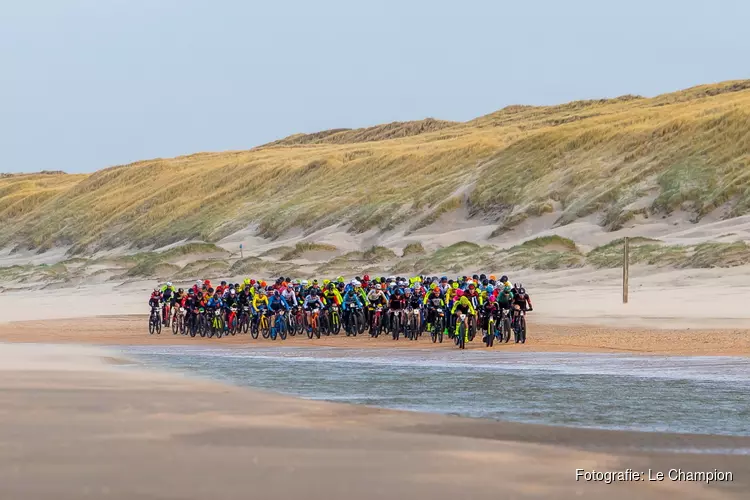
[178,288,184,293]
[153,287,159,293]
[504,285,511,292]
[229,289,236,296]
[394,288,403,296]
[309,289,318,297]
[350,279,358,286]
[404,288,412,295]
[259,288,267,295]
[431,287,440,294]
[301,280,309,286]
[451,282,458,289]
[455,289,464,298]
[500,275,508,283]
[195,280,202,287]
[472,274,479,281]
[273,290,280,297]
[486,285,494,294]
[323,279,330,286]
[260,281,267,288]
[337,282,345,290]
[166,281,173,287]
[363,274,370,281]
[285,277,291,283]
[208,287,215,294]
[519,288,526,295]
[337,276,344,283]
[220,281,227,286]
[188,289,194,295]
[479,274,486,281]
[489,275,496,281]
[468,283,476,289]
[375,284,382,290]
[482,279,488,286]
[266,286,274,292]
[488,295,496,303]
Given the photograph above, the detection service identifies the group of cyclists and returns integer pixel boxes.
[148,273,533,349]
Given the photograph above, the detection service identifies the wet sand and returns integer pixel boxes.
[0,343,747,500]
[1,315,748,356]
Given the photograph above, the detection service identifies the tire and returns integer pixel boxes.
[350,313,359,337]
[149,316,156,335]
[485,319,494,347]
[392,315,400,340]
[320,315,330,336]
[171,316,179,335]
[260,317,270,339]
[241,316,249,334]
[278,316,287,340]
[331,311,341,335]
[189,318,197,338]
[520,315,527,344]
[307,323,314,339]
[215,317,224,339]
[458,323,466,349]
[410,315,418,341]
[437,318,444,344]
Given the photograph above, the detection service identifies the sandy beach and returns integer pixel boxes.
[0,342,746,500]
[1,314,748,356]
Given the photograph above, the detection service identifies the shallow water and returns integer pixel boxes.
[122,346,750,437]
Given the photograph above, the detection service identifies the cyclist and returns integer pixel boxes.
[450,290,477,342]
[423,286,446,332]
[302,289,326,328]
[268,290,291,336]
[342,288,363,333]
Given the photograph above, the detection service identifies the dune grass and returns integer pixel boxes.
[401,242,426,257]
[279,242,338,261]
[2,80,750,253]
[585,238,687,268]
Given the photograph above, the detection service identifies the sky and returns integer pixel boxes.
[1,0,748,174]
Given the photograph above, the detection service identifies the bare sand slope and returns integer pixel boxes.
[0,343,747,500]
[1,316,749,356]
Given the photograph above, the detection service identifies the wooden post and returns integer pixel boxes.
[623,237,629,304]
[240,243,244,260]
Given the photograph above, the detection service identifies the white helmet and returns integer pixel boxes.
[166,282,172,287]
[350,279,358,286]
[229,289,236,296]
[301,280,309,286]
[375,284,382,290]
[195,280,202,286]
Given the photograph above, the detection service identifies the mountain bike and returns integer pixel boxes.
[329,305,341,335]
[258,309,271,339]
[345,306,361,336]
[226,306,238,336]
[456,313,469,349]
[319,308,331,336]
[513,308,529,344]
[307,308,321,339]
[238,306,251,334]
[499,308,512,343]
[172,306,186,335]
[405,307,420,341]
[292,306,305,336]
[484,310,494,348]
[209,308,224,339]
[390,309,402,340]
[429,307,445,344]
[369,306,384,338]
[148,306,161,335]
[161,302,171,327]
[271,309,288,340]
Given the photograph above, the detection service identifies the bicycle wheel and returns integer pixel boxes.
[171,316,179,335]
[149,316,156,335]
[278,316,287,340]
[250,317,260,339]
[260,316,270,339]
[520,315,527,344]
[485,319,494,347]
[331,312,341,335]
[392,315,400,340]
[458,323,466,349]
[437,317,444,344]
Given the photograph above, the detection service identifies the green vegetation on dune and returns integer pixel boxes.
[279,242,338,261]
[682,241,750,268]
[2,80,750,253]
[401,242,425,257]
[586,238,686,268]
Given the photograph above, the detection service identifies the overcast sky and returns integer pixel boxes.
[1,0,748,174]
